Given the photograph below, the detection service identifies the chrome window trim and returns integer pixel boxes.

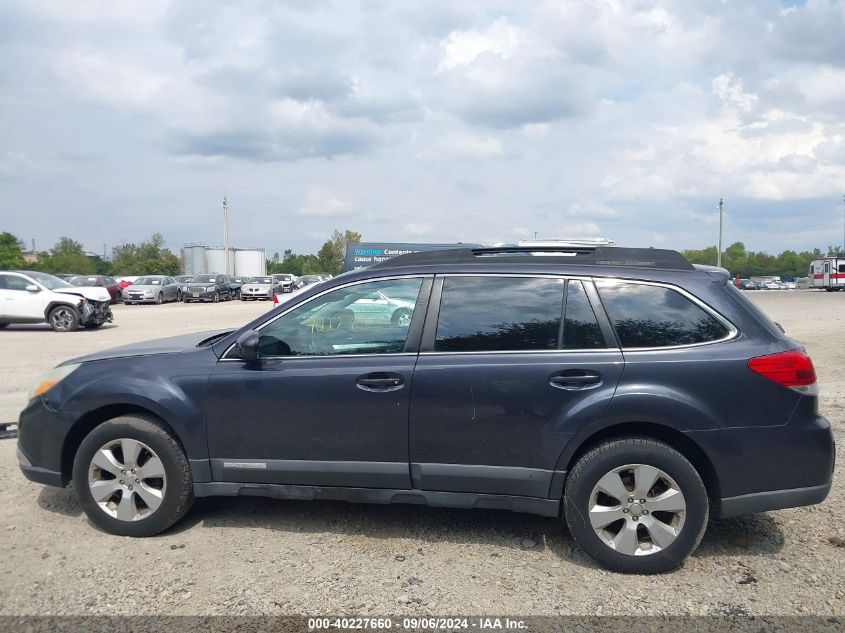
[593,278,739,352]
[419,348,622,356]
[221,274,431,360]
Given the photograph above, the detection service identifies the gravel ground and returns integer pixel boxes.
[0,292,842,616]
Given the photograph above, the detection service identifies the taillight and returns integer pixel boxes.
[747,350,817,393]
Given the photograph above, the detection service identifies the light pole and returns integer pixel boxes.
[717,198,724,268]
[841,194,844,255]
[223,195,230,275]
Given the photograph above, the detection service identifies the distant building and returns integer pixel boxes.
[21,250,39,264]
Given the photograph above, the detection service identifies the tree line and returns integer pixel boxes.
[0,232,183,276]
[681,242,845,278]
[3,229,841,280]
[0,228,363,278]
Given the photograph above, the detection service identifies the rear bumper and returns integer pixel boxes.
[720,482,831,518]
[690,409,834,518]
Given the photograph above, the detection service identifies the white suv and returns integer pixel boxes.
[0,271,113,332]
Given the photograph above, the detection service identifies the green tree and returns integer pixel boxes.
[0,232,26,269]
[111,233,181,275]
[36,237,95,274]
[316,229,362,275]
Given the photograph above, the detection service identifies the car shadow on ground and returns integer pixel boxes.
[177,495,785,564]
[35,486,785,565]
[37,485,83,517]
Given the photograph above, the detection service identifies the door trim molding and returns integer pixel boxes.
[211,458,410,489]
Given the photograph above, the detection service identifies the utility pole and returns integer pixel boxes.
[223,195,230,275]
[842,194,844,256]
[717,198,724,268]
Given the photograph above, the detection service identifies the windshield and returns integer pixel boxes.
[71,276,100,286]
[192,275,217,283]
[27,271,71,290]
[134,276,163,285]
[249,277,273,284]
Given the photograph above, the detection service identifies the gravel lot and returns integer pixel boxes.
[0,292,842,616]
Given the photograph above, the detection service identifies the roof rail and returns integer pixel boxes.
[369,246,694,271]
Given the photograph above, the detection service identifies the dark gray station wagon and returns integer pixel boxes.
[18,246,834,573]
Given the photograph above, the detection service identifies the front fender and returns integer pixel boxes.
[58,352,214,460]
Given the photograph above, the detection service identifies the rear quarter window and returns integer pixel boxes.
[596,281,730,348]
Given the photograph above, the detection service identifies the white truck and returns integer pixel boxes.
[808,257,845,291]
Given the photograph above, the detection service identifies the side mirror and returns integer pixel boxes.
[25,284,40,292]
[235,329,260,362]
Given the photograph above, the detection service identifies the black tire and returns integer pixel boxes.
[72,415,194,537]
[563,437,708,574]
[48,305,80,332]
[176,291,182,302]
[213,291,219,303]
[0,323,8,329]
[156,293,163,305]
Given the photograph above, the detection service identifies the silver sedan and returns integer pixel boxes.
[122,276,181,304]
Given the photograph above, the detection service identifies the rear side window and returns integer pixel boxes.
[562,281,605,349]
[435,277,564,352]
[596,281,729,348]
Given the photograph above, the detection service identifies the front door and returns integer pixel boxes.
[409,276,624,498]
[206,276,431,489]
[0,274,45,319]
[824,261,831,287]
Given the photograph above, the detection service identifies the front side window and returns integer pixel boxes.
[258,278,424,357]
[2,275,31,291]
[435,277,564,352]
[597,281,729,348]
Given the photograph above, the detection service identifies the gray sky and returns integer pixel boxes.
[2,0,844,258]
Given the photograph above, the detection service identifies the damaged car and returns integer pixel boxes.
[0,271,113,332]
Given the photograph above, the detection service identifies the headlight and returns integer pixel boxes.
[28,364,80,401]
[145,290,155,295]
[182,285,188,292]
[206,286,215,292]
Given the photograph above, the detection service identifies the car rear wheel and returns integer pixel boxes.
[48,305,80,332]
[563,437,708,574]
[72,415,194,537]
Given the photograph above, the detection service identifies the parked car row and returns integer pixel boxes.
[735,278,797,290]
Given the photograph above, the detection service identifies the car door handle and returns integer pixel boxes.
[356,373,404,392]
[549,371,602,390]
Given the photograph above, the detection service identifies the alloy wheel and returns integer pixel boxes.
[87,438,167,521]
[50,308,76,331]
[588,463,686,556]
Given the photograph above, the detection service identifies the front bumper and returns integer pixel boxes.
[123,294,158,303]
[241,290,272,299]
[80,301,113,325]
[17,397,77,488]
[185,289,218,301]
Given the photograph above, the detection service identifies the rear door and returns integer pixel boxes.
[409,275,624,498]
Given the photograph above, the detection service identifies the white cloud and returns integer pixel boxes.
[297,188,354,217]
[404,223,434,236]
[437,17,521,72]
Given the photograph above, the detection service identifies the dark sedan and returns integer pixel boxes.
[182,274,232,303]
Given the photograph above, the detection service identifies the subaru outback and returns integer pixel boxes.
[17,246,834,573]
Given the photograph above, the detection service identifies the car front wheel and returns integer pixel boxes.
[72,415,194,537]
[563,437,708,574]
[48,305,80,332]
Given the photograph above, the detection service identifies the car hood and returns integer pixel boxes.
[54,286,111,302]
[125,285,162,291]
[244,283,272,289]
[64,329,231,364]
